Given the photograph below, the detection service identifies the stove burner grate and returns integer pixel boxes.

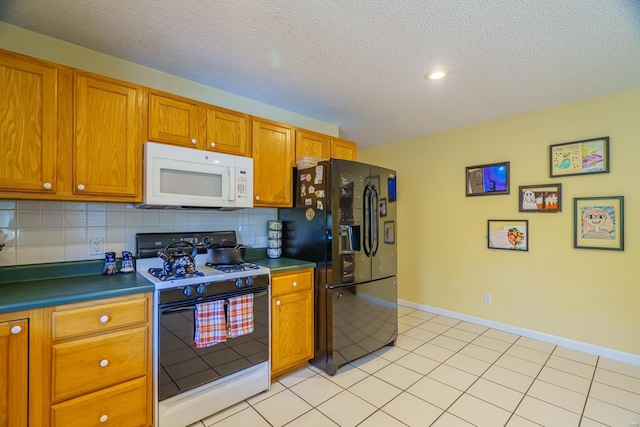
[206,263,261,273]
[147,267,205,281]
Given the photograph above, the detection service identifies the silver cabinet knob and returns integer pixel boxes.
[10,325,22,334]
[99,315,109,323]
[99,415,108,423]
[77,184,85,191]
[255,196,260,201]
[276,300,281,306]
[99,359,109,368]
[43,182,52,190]
[292,281,297,287]
[191,138,197,144]
[210,142,216,147]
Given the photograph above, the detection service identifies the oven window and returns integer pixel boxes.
[158,289,269,400]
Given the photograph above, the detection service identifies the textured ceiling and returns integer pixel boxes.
[2,1,639,148]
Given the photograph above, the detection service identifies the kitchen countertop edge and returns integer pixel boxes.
[0,256,315,313]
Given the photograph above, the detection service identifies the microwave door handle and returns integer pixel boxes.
[228,169,235,201]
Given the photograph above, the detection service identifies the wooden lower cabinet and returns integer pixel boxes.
[51,377,148,427]
[0,315,29,427]
[271,269,314,378]
[45,293,153,427]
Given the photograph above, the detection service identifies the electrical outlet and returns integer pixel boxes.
[90,238,103,256]
[484,293,492,304]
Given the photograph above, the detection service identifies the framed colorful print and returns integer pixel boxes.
[466,162,510,196]
[383,221,395,243]
[518,184,562,213]
[574,196,624,251]
[550,137,609,177]
[488,220,528,251]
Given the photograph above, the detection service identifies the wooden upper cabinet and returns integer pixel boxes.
[295,129,330,160]
[251,118,294,207]
[148,92,199,148]
[74,73,143,199]
[330,137,357,160]
[200,106,250,156]
[0,51,57,194]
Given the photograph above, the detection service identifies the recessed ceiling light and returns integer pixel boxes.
[425,70,449,81]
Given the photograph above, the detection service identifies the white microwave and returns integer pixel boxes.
[138,142,253,209]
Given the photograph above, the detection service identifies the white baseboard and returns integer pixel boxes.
[399,299,640,367]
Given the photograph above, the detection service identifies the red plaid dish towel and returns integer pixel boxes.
[227,294,254,338]
[194,300,227,348]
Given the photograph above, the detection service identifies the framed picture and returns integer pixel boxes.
[383,221,395,243]
[518,184,562,213]
[550,136,609,177]
[574,196,624,251]
[466,162,510,196]
[379,198,387,217]
[488,220,528,251]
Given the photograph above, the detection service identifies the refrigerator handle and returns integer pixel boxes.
[371,185,380,256]
[363,184,371,256]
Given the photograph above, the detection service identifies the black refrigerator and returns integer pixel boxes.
[279,158,398,375]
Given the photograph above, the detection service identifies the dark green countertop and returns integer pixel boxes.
[0,260,155,314]
[249,257,316,274]
[0,256,315,314]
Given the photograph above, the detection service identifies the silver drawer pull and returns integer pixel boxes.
[99,414,108,423]
[10,325,22,334]
[292,281,297,287]
[99,359,109,368]
[276,300,281,306]
[100,315,109,323]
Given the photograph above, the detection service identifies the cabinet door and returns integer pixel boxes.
[251,118,294,207]
[271,290,313,377]
[0,319,28,427]
[74,73,142,198]
[330,137,357,160]
[295,129,330,160]
[0,52,57,194]
[201,106,250,156]
[149,92,200,148]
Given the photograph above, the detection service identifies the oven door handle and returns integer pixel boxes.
[161,306,197,313]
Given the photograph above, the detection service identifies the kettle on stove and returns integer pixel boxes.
[158,241,198,277]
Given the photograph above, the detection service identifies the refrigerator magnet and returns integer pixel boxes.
[305,208,315,221]
[305,198,312,206]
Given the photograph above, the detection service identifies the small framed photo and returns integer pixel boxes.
[550,137,609,177]
[379,198,387,217]
[466,162,510,196]
[383,221,395,244]
[519,184,562,213]
[488,220,528,251]
[574,196,624,251]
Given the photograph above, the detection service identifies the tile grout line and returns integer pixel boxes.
[577,355,599,427]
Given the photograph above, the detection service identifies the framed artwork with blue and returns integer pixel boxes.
[466,162,510,196]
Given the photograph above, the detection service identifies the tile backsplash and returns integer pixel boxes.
[0,200,276,266]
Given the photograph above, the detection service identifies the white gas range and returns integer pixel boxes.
[136,231,271,427]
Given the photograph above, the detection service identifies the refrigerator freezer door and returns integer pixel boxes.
[320,276,398,375]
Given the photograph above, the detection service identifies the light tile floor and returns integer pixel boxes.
[189,305,640,427]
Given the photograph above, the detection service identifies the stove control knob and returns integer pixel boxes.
[183,286,193,297]
[235,278,244,288]
[245,277,253,287]
[197,284,206,295]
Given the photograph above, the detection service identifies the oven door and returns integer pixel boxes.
[157,286,269,401]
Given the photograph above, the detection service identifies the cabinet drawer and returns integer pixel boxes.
[51,327,148,401]
[271,269,313,297]
[51,377,149,427]
[52,297,148,340]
